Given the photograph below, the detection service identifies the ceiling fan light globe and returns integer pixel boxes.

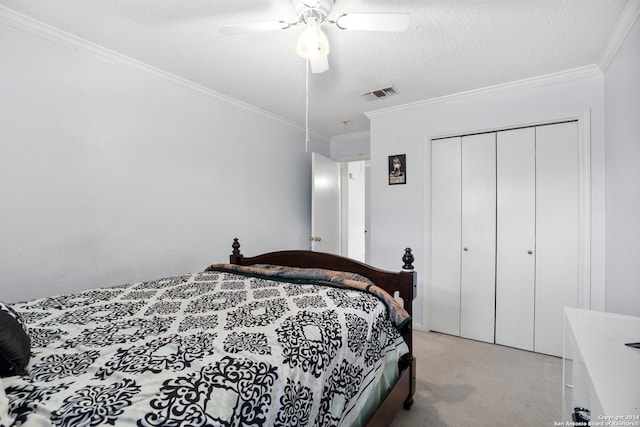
[296,24,330,59]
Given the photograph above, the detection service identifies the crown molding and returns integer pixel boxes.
[365,65,602,120]
[0,5,329,140]
[599,0,640,72]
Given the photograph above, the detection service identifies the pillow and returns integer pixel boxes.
[0,301,30,377]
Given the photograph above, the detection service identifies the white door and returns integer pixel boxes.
[495,127,536,351]
[429,121,584,356]
[535,121,579,356]
[311,152,341,254]
[431,134,496,342]
[460,133,496,343]
[430,137,462,336]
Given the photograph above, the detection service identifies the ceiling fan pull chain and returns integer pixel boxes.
[305,57,310,153]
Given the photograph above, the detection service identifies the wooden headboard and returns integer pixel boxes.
[226,238,417,344]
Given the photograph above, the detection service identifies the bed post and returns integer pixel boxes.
[400,247,417,410]
[229,237,243,264]
[402,247,414,270]
[401,247,417,350]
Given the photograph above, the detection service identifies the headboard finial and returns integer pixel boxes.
[402,247,414,270]
[232,238,241,256]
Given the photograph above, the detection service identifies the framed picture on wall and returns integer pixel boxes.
[388,154,406,185]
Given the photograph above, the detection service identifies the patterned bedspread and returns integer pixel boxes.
[1,266,409,427]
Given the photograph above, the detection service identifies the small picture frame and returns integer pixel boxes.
[388,154,406,185]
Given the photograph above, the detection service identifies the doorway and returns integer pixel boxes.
[341,160,369,263]
[311,154,369,261]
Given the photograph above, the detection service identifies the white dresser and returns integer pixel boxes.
[563,308,640,424]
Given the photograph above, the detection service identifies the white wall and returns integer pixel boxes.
[330,131,370,161]
[0,21,328,303]
[604,15,640,316]
[368,73,606,329]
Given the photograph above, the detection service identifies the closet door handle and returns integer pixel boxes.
[463,247,468,252]
[528,250,533,255]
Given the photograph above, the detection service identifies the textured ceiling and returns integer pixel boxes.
[0,0,632,138]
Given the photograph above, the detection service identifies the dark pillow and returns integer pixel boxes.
[0,301,30,377]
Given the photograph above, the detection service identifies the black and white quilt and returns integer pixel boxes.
[0,265,409,427]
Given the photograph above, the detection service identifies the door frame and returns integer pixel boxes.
[423,110,591,332]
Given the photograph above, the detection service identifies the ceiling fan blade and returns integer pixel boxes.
[335,13,410,32]
[310,55,329,74]
[220,21,291,35]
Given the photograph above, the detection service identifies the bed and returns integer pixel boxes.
[0,238,416,427]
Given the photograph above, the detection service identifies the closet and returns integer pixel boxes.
[430,121,580,357]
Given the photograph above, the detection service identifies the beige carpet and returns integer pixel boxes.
[390,331,562,427]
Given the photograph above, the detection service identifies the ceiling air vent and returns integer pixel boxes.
[360,86,398,101]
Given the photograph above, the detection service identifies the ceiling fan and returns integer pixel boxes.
[220,0,410,73]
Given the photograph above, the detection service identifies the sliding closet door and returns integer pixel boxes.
[495,128,536,351]
[430,137,462,336]
[535,121,579,356]
[460,133,496,343]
